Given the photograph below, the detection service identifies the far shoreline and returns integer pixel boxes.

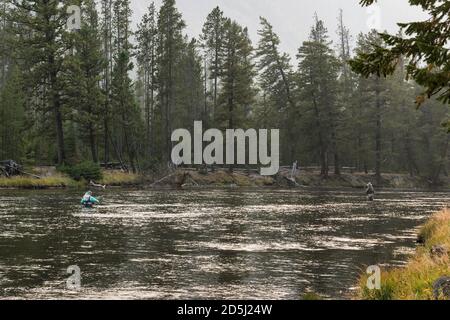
[1,167,449,191]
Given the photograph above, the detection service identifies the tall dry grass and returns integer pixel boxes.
[0,174,77,188]
[359,209,450,300]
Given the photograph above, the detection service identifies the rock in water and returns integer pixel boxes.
[433,276,450,300]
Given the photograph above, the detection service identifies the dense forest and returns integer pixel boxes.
[0,0,448,184]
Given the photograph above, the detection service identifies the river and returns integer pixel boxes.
[0,188,448,299]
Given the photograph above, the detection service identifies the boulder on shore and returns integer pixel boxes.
[433,276,450,300]
[430,245,448,258]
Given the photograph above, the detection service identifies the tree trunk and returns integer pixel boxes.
[310,78,328,178]
[204,59,208,124]
[432,135,449,184]
[104,116,109,163]
[375,78,382,185]
[54,97,65,165]
[405,132,419,177]
[89,124,98,163]
[49,58,65,165]
[333,132,340,175]
[213,40,219,119]
[145,68,151,157]
[102,0,112,164]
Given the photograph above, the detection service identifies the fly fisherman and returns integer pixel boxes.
[366,182,375,201]
[81,191,100,208]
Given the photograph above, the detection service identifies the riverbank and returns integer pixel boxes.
[0,174,78,189]
[152,168,449,190]
[0,166,448,189]
[358,209,450,300]
[0,169,143,189]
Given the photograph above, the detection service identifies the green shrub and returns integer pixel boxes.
[59,162,102,182]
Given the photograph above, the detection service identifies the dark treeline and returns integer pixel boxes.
[0,0,448,183]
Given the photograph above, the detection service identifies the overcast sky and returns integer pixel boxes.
[130,0,428,58]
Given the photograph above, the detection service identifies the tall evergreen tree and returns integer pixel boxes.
[136,2,158,159]
[354,31,390,184]
[353,0,450,130]
[0,0,9,88]
[336,9,352,84]
[64,0,105,163]
[0,66,24,160]
[6,0,71,164]
[296,16,340,177]
[156,0,186,161]
[336,10,360,171]
[100,0,114,163]
[175,37,205,130]
[200,6,226,121]
[111,0,141,172]
[217,19,256,130]
[256,16,296,163]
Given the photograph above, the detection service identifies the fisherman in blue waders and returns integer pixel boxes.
[81,191,100,208]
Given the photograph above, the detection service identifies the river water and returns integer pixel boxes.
[0,188,448,300]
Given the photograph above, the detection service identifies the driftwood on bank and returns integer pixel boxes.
[279,175,300,187]
[150,171,203,188]
[17,169,41,179]
[150,172,184,188]
[181,174,199,187]
[90,180,106,189]
[0,160,42,179]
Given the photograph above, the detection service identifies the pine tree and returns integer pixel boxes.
[336,9,352,85]
[200,6,226,121]
[100,0,114,163]
[6,0,71,164]
[157,0,186,161]
[175,37,205,130]
[336,10,359,172]
[63,0,106,163]
[0,66,24,160]
[353,0,450,130]
[256,16,296,163]
[136,2,158,158]
[415,98,449,184]
[0,0,8,88]
[111,0,141,172]
[354,31,390,184]
[216,19,256,130]
[383,50,418,176]
[296,16,340,177]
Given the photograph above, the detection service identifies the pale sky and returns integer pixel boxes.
[130,0,429,58]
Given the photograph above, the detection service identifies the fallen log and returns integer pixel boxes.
[182,173,199,187]
[150,172,183,187]
[90,180,106,189]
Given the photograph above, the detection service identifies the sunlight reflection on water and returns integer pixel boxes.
[0,188,448,299]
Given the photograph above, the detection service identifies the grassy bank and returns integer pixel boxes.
[0,169,142,189]
[99,170,142,186]
[0,174,77,189]
[358,209,450,300]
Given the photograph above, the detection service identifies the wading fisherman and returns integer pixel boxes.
[366,182,375,201]
[81,191,100,208]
